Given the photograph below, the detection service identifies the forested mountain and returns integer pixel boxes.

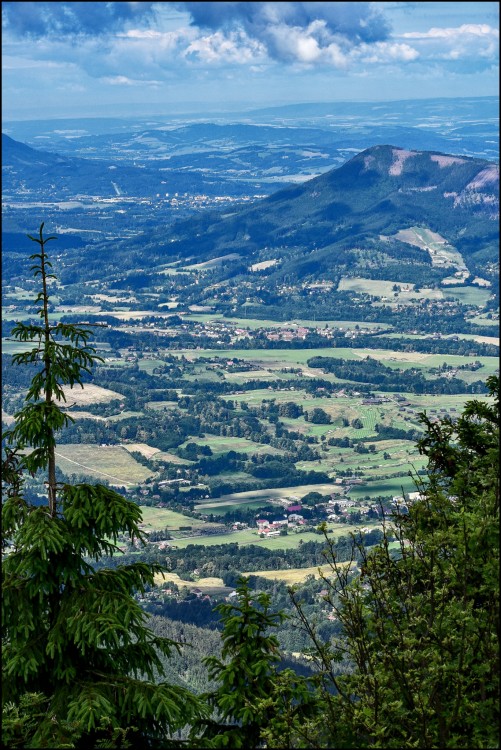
[77,144,499,286]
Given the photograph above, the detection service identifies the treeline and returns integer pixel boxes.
[307,355,488,394]
[228,294,499,337]
[96,533,384,582]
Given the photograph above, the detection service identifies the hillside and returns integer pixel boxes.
[100,144,499,286]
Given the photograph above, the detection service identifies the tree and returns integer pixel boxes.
[2,225,206,748]
[192,577,317,749]
[290,375,500,748]
[308,408,331,425]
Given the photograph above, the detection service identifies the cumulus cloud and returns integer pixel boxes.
[178,2,390,43]
[2,1,497,95]
[2,1,158,38]
[184,29,267,65]
[402,23,498,40]
[172,1,393,64]
[400,23,499,65]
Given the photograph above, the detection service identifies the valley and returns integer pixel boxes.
[2,96,499,644]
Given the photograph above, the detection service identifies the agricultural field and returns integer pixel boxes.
[166,522,380,551]
[183,313,390,332]
[123,443,161,459]
[392,226,467,274]
[152,572,232,594]
[346,474,421,500]
[177,435,284,457]
[171,346,499,382]
[59,383,125,406]
[195,483,344,512]
[137,506,220,531]
[242,562,353,584]
[337,277,444,302]
[54,444,155,486]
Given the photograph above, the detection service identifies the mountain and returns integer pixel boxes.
[1,134,262,199]
[113,144,498,285]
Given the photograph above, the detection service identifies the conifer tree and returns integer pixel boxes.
[192,576,318,749]
[290,375,500,748]
[2,224,207,748]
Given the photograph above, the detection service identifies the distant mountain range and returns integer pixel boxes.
[111,144,498,286]
[1,133,263,198]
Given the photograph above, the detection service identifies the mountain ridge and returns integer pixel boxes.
[120,144,498,286]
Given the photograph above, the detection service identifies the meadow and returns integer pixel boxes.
[152,571,232,593]
[165,522,379,550]
[178,435,284,457]
[241,562,353,584]
[171,346,499,381]
[138,506,221,532]
[194,483,343,512]
[55,444,155,486]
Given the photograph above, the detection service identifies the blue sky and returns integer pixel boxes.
[2,2,499,121]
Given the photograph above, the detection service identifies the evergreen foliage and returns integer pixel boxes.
[191,577,317,749]
[290,374,500,747]
[2,225,207,748]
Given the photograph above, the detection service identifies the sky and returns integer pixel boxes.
[2,1,499,121]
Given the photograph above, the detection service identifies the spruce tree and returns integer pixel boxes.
[2,224,207,748]
[192,576,317,749]
[291,375,500,748]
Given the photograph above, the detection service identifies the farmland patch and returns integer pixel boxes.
[55,444,154,485]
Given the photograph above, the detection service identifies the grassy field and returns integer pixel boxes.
[138,506,221,531]
[178,435,284,457]
[242,562,353,584]
[167,522,377,550]
[336,277,493,310]
[194,483,340,512]
[123,443,161,459]
[170,346,499,379]
[152,571,231,592]
[58,383,124,405]
[55,444,155,486]
[338,277,443,302]
[182,313,390,332]
[346,474,419,499]
[442,287,493,306]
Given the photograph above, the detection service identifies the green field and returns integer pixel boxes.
[242,562,353,584]
[338,277,444,302]
[55,444,155,486]
[346,474,419,500]
[138,506,221,531]
[442,286,493,306]
[178,435,284,457]
[170,346,499,380]
[167,522,380,550]
[152,572,231,593]
[197,501,275,516]
[337,277,494,309]
[183,313,390,332]
[195,483,340,513]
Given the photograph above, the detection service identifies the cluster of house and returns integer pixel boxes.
[256,504,305,535]
[264,322,385,343]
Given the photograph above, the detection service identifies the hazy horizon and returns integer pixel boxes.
[2,2,499,123]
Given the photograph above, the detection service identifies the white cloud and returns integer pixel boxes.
[357,41,419,64]
[399,23,499,65]
[101,75,161,87]
[183,30,267,65]
[402,23,498,40]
